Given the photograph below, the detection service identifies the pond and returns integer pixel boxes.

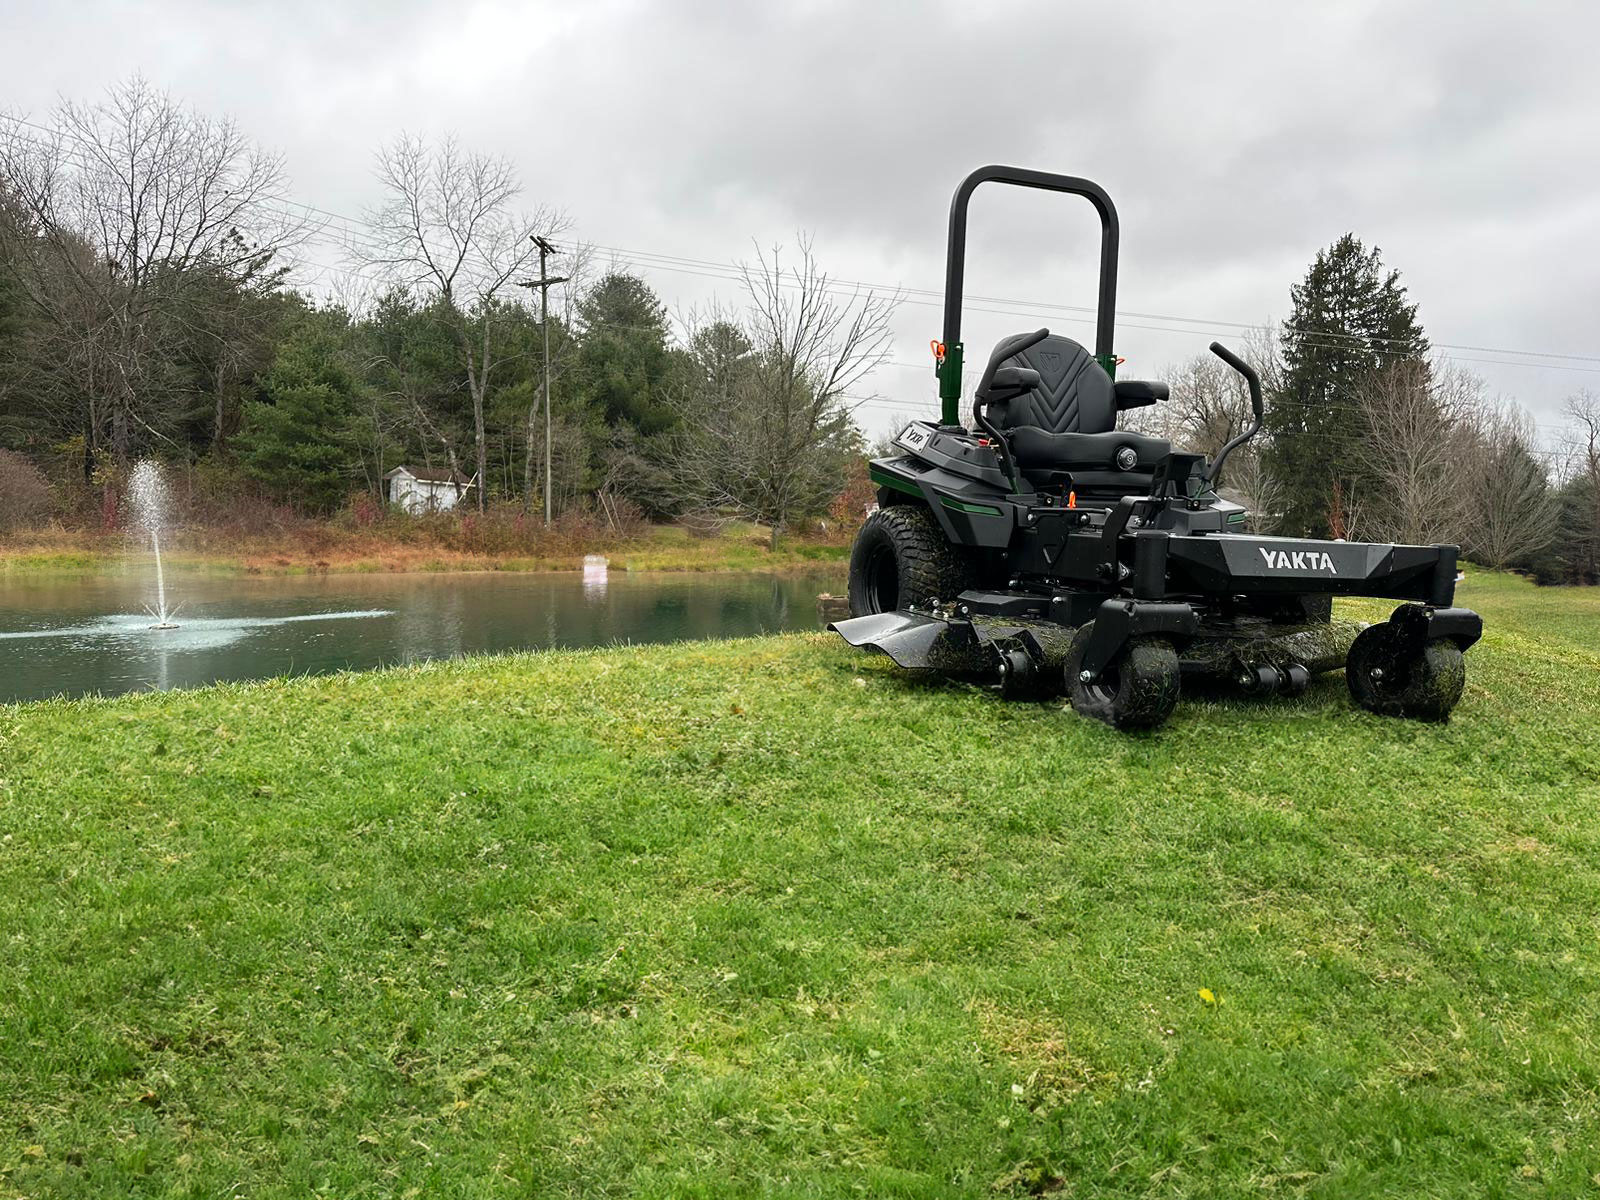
[0,566,847,704]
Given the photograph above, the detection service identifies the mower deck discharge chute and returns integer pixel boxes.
[831,165,1482,730]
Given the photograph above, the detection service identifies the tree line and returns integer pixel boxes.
[0,78,1596,582]
[1127,234,1599,585]
[0,79,887,546]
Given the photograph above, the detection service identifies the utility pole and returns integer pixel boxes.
[517,235,568,527]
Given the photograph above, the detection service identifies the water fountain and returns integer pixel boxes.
[128,460,179,628]
[0,458,398,701]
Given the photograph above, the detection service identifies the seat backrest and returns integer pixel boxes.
[992,333,1115,435]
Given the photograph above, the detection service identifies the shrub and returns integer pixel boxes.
[828,456,877,529]
[349,493,381,528]
[0,449,52,532]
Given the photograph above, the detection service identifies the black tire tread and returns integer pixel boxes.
[1346,624,1466,722]
[847,505,976,616]
[1064,623,1181,730]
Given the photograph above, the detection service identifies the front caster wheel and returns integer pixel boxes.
[1065,623,1181,730]
[997,646,1058,701]
[1346,624,1466,722]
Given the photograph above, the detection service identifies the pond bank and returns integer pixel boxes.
[0,521,853,577]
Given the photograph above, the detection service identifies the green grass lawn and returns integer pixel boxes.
[2,573,1598,1197]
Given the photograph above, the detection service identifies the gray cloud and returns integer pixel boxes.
[7,0,1598,437]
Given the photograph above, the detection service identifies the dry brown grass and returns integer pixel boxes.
[0,512,853,576]
[969,998,1097,1099]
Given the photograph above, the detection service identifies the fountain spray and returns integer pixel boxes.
[128,460,179,629]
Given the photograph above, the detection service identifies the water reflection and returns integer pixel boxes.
[0,609,392,648]
[0,568,843,703]
[583,554,608,598]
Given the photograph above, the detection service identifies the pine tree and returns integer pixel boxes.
[574,273,676,434]
[1266,235,1428,536]
[237,322,361,513]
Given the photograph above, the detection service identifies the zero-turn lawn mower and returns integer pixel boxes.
[831,165,1481,730]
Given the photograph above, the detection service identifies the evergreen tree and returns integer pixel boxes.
[349,289,472,482]
[573,272,676,434]
[1523,476,1599,586]
[1266,235,1428,536]
[237,318,361,513]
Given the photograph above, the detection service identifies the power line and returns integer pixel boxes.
[584,242,1600,368]
[7,112,1600,383]
[596,245,1600,377]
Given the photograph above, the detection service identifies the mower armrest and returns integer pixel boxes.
[1114,380,1168,411]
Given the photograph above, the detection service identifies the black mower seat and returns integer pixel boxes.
[991,333,1170,486]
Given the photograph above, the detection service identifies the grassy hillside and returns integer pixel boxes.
[2,573,1598,1197]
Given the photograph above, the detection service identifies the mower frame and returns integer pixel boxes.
[832,165,1482,729]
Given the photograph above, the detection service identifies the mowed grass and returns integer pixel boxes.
[1,572,1598,1197]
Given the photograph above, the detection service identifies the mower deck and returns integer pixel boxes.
[832,595,1368,700]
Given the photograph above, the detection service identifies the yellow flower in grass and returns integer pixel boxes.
[1198,988,1217,1006]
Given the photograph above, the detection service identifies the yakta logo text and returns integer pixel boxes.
[1258,547,1337,573]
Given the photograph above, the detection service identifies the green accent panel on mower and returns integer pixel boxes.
[939,497,1003,516]
[1095,351,1118,379]
[870,465,923,498]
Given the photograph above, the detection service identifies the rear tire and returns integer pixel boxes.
[1065,623,1181,730]
[847,505,976,617]
[1346,624,1466,722]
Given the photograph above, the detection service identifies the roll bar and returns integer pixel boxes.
[937,166,1120,425]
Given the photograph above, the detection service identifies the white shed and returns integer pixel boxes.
[384,466,476,514]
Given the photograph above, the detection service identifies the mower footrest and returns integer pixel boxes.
[829,611,991,672]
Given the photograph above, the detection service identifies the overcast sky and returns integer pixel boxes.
[7,0,1598,442]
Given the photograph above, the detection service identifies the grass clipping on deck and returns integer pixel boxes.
[1,571,1599,1196]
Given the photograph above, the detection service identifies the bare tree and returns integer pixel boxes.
[0,77,301,470]
[870,423,910,459]
[669,240,898,547]
[1128,349,1280,531]
[1139,353,1247,457]
[1353,359,1477,545]
[358,134,560,511]
[1455,401,1558,570]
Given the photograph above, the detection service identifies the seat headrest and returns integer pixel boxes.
[996,334,1115,435]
